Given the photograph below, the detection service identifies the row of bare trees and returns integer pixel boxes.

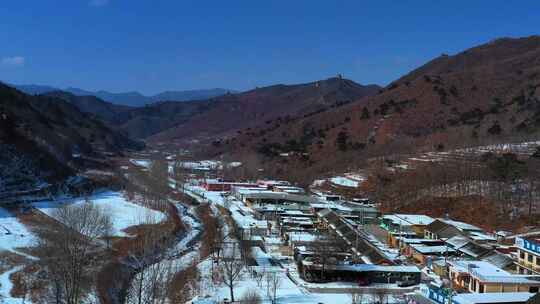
[38,200,113,304]
[350,288,393,304]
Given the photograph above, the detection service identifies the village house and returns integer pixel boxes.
[399,238,445,256]
[381,214,435,235]
[409,244,458,265]
[425,219,464,240]
[448,260,540,293]
[425,219,496,243]
[516,237,540,275]
[381,214,436,246]
[422,281,537,304]
[203,181,259,191]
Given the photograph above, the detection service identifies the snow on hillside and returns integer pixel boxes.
[177,160,243,171]
[400,141,540,169]
[0,208,36,254]
[0,265,25,304]
[129,159,153,168]
[455,141,540,154]
[330,176,359,188]
[32,191,166,237]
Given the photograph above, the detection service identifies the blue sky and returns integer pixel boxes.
[0,1,538,94]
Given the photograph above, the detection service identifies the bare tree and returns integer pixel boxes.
[173,156,188,194]
[149,159,170,198]
[312,232,338,281]
[168,262,200,303]
[374,288,388,304]
[219,243,244,303]
[17,269,36,304]
[265,271,282,304]
[39,199,113,304]
[254,265,266,287]
[240,289,262,304]
[125,212,171,304]
[350,288,367,304]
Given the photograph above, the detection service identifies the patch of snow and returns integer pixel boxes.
[228,162,242,168]
[330,176,359,188]
[32,191,166,237]
[310,179,326,187]
[129,159,152,168]
[0,266,24,303]
[0,208,36,254]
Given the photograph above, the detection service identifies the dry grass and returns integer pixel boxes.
[96,202,186,304]
[0,251,28,273]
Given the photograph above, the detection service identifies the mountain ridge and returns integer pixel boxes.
[148,77,382,142]
[10,84,236,107]
[0,83,142,184]
[213,35,540,176]
[34,77,380,140]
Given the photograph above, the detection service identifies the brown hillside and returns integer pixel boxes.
[148,77,380,142]
[222,36,540,174]
[0,83,142,182]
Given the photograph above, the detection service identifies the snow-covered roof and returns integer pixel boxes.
[400,238,442,244]
[242,192,320,204]
[450,260,540,284]
[288,232,321,243]
[257,180,291,186]
[280,210,310,216]
[469,231,497,241]
[453,292,536,304]
[310,201,353,212]
[446,235,472,249]
[482,253,515,269]
[382,214,435,226]
[234,188,274,195]
[301,261,420,273]
[440,218,483,232]
[410,245,456,254]
[281,218,313,225]
[459,242,492,258]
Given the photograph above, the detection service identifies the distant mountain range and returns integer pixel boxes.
[11,84,236,107]
[26,78,380,140]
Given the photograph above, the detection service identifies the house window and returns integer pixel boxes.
[520,251,525,259]
[530,286,539,293]
[528,254,533,262]
[479,284,484,293]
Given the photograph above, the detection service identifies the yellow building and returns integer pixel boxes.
[516,237,540,275]
[449,260,540,294]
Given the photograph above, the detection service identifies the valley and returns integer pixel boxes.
[2,23,540,304]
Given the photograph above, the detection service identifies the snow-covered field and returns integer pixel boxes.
[32,191,166,237]
[0,209,36,303]
[0,208,36,255]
